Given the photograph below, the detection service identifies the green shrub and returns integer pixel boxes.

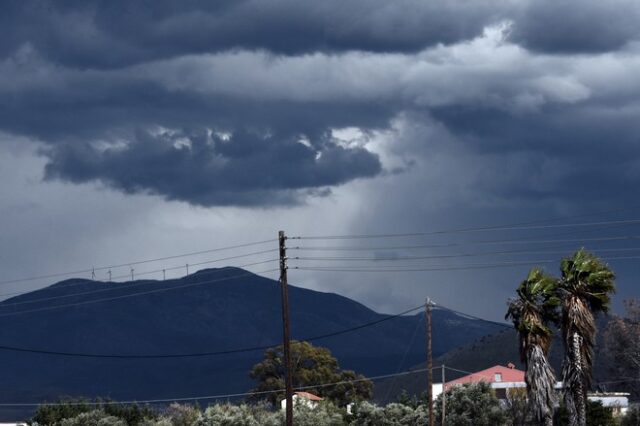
[58,410,126,426]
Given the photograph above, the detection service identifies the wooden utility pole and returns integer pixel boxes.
[441,364,446,426]
[425,298,434,426]
[278,231,294,426]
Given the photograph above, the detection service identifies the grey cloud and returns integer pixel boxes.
[43,129,382,206]
[0,0,508,68]
[510,0,640,53]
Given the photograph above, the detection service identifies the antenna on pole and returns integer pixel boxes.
[91,267,96,280]
[108,269,112,282]
[130,267,134,281]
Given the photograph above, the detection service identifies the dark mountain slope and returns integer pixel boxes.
[0,267,502,420]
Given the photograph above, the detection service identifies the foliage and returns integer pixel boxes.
[554,400,617,426]
[163,403,201,426]
[394,390,429,409]
[29,399,156,426]
[249,340,373,406]
[29,398,95,425]
[503,388,535,426]
[559,249,616,425]
[604,299,640,399]
[192,403,277,426]
[433,382,507,426]
[621,405,640,426]
[58,410,127,426]
[348,401,427,425]
[505,268,559,425]
[190,402,345,426]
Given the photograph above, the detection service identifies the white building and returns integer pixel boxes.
[280,391,323,411]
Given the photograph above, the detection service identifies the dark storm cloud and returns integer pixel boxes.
[509,0,640,53]
[0,0,506,68]
[3,0,640,207]
[3,0,639,71]
[42,129,381,206]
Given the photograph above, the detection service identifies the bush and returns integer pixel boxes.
[554,400,617,426]
[621,405,640,426]
[347,401,429,425]
[193,403,277,426]
[163,403,200,426]
[434,382,507,426]
[29,399,157,426]
[58,410,126,426]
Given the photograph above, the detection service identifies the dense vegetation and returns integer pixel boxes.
[28,382,637,425]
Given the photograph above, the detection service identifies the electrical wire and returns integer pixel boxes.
[0,305,424,358]
[291,246,640,262]
[0,366,443,406]
[437,304,512,329]
[0,238,276,286]
[291,218,640,240]
[290,235,640,252]
[292,254,640,272]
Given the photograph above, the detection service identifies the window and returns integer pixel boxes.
[495,373,502,382]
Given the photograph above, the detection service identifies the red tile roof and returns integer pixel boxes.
[295,391,323,401]
[445,365,524,389]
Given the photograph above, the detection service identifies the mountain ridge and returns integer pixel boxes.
[0,267,502,420]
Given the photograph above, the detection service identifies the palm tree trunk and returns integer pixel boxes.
[573,332,586,426]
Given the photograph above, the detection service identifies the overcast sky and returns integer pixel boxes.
[1,0,640,320]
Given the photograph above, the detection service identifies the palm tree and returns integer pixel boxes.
[506,268,559,426]
[558,249,615,426]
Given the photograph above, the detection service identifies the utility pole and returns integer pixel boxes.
[441,364,446,426]
[425,298,434,426]
[278,231,294,426]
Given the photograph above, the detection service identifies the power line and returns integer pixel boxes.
[437,304,512,330]
[291,246,640,262]
[291,218,640,240]
[290,235,640,252]
[0,365,442,407]
[0,238,276,286]
[292,254,640,273]
[0,305,423,358]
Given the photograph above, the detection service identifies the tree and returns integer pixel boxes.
[553,400,616,426]
[249,341,373,407]
[30,399,156,426]
[433,382,507,426]
[503,387,534,426]
[506,268,559,426]
[604,299,640,399]
[621,405,640,426]
[557,249,616,426]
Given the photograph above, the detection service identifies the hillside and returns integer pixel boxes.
[0,267,502,420]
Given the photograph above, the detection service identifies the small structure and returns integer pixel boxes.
[281,391,323,411]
